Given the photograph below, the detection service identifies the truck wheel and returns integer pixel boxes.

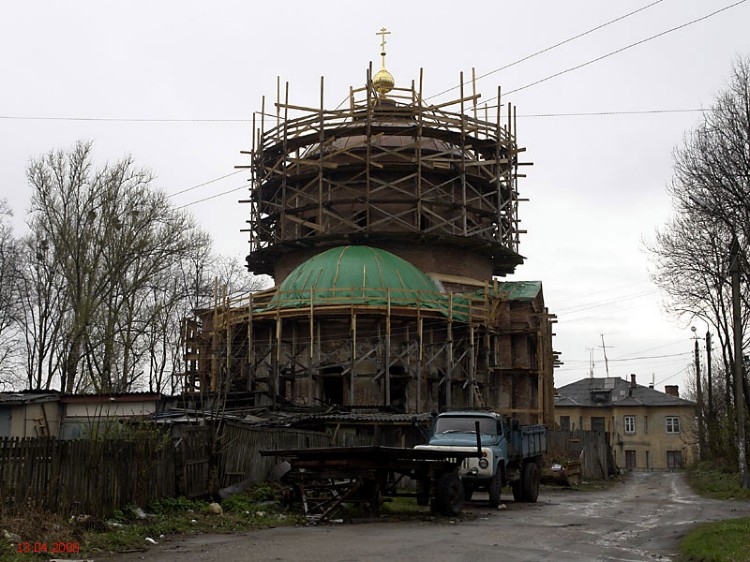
[522,462,540,503]
[488,470,502,508]
[435,472,465,516]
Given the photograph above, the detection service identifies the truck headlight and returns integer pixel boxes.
[478,458,489,469]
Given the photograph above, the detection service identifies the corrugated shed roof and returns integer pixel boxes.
[61,392,165,403]
[300,412,433,424]
[0,392,60,405]
[555,377,695,408]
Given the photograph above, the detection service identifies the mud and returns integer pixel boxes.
[102,472,750,562]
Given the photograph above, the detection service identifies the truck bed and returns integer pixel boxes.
[512,424,547,458]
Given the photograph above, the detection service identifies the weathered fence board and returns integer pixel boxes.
[546,429,617,480]
[218,422,331,487]
[0,423,334,518]
[0,436,175,519]
[177,425,212,498]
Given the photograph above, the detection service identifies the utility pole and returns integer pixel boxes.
[730,237,750,489]
[706,330,713,422]
[692,326,704,459]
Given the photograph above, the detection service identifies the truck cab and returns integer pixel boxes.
[416,411,546,507]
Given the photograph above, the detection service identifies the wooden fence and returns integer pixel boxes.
[1,425,618,518]
[0,436,175,518]
[0,423,336,519]
[218,422,331,487]
[546,429,618,480]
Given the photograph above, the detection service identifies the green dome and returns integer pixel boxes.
[270,246,442,310]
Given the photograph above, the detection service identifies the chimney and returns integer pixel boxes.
[665,385,679,397]
[630,374,637,388]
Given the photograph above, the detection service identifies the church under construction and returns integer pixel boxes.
[180,30,557,426]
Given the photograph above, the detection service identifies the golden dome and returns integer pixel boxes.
[373,67,394,97]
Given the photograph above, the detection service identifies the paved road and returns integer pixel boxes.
[106,472,750,562]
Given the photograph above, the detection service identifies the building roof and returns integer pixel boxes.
[60,392,166,404]
[492,281,542,302]
[0,391,60,406]
[555,377,695,409]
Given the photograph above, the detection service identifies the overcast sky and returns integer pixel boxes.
[2,0,749,392]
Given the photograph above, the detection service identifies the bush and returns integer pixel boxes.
[686,461,750,500]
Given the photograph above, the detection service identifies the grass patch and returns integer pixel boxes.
[381,495,428,515]
[0,485,304,561]
[686,462,750,500]
[679,517,750,562]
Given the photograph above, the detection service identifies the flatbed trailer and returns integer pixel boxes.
[260,445,482,522]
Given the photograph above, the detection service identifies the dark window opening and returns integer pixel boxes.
[320,366,345,405]
[591,417,606,432]
[389,366,407,411]
[667,450,684,470]
[353,210,367,230]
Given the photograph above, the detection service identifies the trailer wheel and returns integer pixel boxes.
[488,470,502,508]
[522,461,540,503]
[434,472,465,516]
[416,478,430,506]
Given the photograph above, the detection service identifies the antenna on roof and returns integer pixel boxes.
[585,347,596,378]
[599,334,613,378]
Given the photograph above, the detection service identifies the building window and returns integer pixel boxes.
[644,415,648,434]
[624,415,636,434]
[591,417,606,432]
[559,416,570,430]
[666,416,680,434]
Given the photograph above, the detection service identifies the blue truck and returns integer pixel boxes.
[415,411,547,510]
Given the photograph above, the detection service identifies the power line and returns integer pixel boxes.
[561,351,689,365]
[490,0,747,103]
[168,170,245,198]
[427,0,665,100]
[0,107,709,123]
[556,289,658,314]
[607,351,691,362]
[0,115,248,123]
[176,183,249,209]
[518,108,704,118]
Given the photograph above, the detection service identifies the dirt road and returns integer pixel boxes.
[105,472,750,562]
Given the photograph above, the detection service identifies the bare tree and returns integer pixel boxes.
[26,141,213,393]
[16,234,66,390]
[648,55,750,463]
[211,255,269,297]
[0,199,22,388]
